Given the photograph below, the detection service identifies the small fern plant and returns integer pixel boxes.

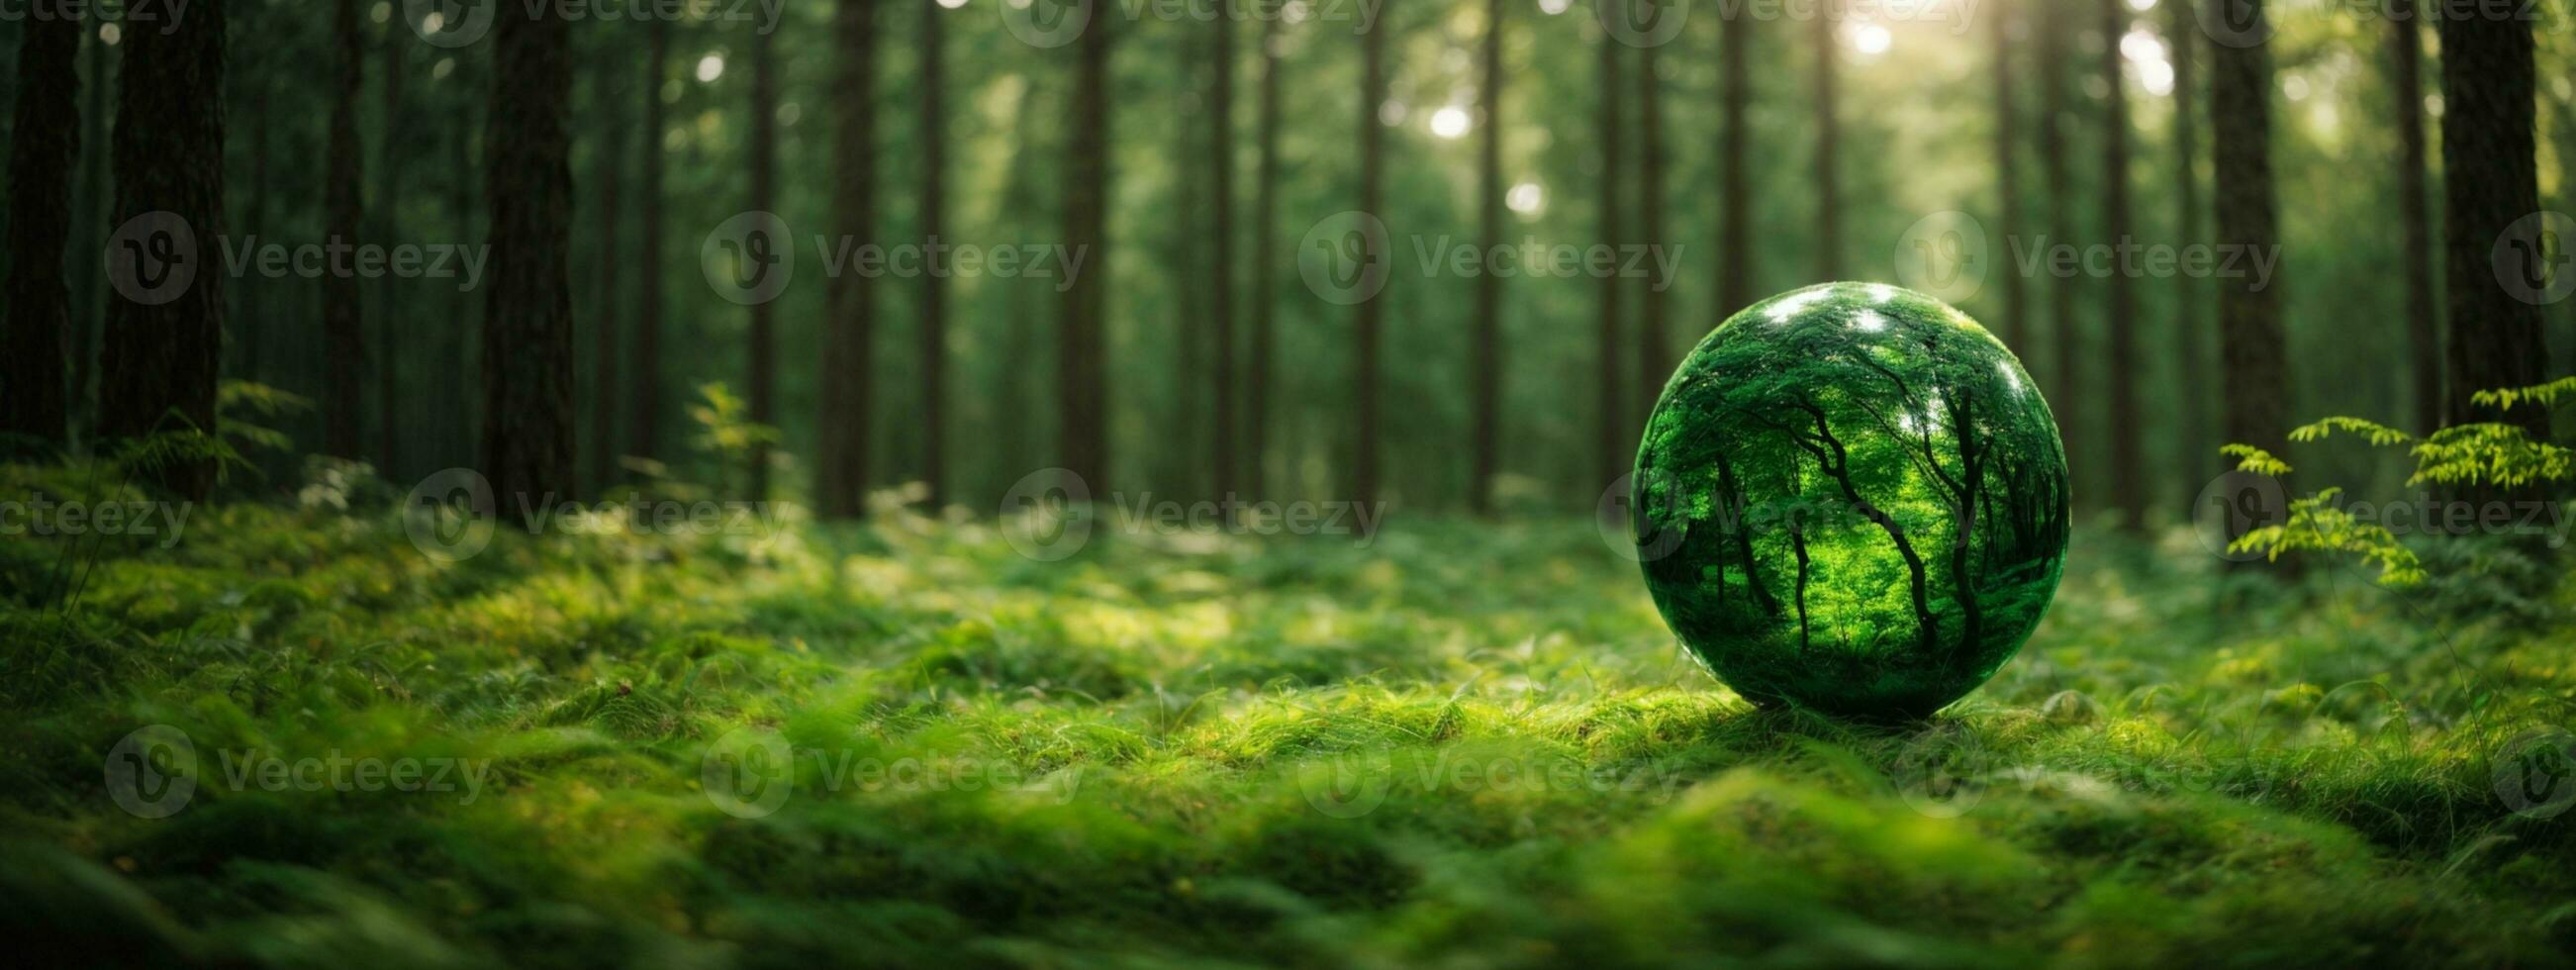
[2223,376,2573,586]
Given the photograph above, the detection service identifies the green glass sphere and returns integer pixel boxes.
[1633,283,2069,719]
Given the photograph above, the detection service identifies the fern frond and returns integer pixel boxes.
[2220,443,2293,476]
[2469,375,2576,412]
[2289,416,2413,447]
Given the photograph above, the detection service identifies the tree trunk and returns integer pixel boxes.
[1057,1,1111,492]
[2,13,80,457]
[629,17,668,473]
[2166,0,2211,477]
[1596,32,1624,484]
[819,0,879,518]
[1717,6,1752,323]
[1810,4,1840,279]
[918,0,949,506]
[2037,0,2078,464]
[1990,0,2025,352]
[746,22,778,500]
[98,0,227,500]
[1248,13,1281,499]
[2387,0,2437,433]
[2211,0,2290,503]
[2436,6,2547,437]
[323,0,365,459]
[588,49,625,494]
[1208,14,1238,512]
[1633,34,1667,427]
[376,14,407,476]
[1471,0,1504,515]
[69,22,110,439]
[478,0,576,523]
[2100,0,2142,531]
[1352,2,1385,507]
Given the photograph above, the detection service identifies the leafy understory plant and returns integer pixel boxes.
[2224,377,2574,586]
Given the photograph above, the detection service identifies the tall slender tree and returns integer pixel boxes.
[820,0,880,518]
[1810,3,1841,279]
[588,49,626,494]
[1353,4,1387,507]
[746,23,779,499]
[2389,0,2437,433]
[1058,2,1112,492]
[323,0,366,459]
[2437,3,2548,437]
[1209,13,1239,509]
[1471,0,1505,514]
[479,0,577,522]
[2036,0,2080,479]
[2165,0,2211,477]
[918,0,950,506]
[1633,18,1667,424]
[1596,26,1625,484]
[2211,0,2290,504]
[1990,0,2026,352]
[629,17,669,473]
[3,12,80,457]
[98,0,227,500]
[376,12,409,476]
[1248,14,1283,498]
[2100,0,2142,530]
[69,22,110,437]
[1716,7,1752,320]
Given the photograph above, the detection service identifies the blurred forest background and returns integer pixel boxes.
[3,0,2574,517]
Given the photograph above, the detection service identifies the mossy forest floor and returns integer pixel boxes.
[5,477,2576,968]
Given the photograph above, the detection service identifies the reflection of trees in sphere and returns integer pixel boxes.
[1633,283,2070,720]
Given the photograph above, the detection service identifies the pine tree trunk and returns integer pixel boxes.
[1810,5,1840,279]
[1470,0,1504,515]
[1208,15,1238,512]
[746,23,778,500]
[1248,14,1281,499]
[588,49,625,495]
[2100,0,2142,530]
[1990,0,2025,352]
[819,0,879,518]
[629,17,669,473]
[1596,32,1624,484]
[1716,7,1752,322]
[1352,4,1385,508]
[69,23,109,439]
[1633,36,1666,426]
[323,0,366,459]
[2037,0,2078,463]
[98,0,227,500]
[2436,7,2547,437]
[2211,0,2289,485]
[1057,2,1111,492]
[2389,0,2436,433]
[478,0,576,523]
[917,0,948,506]
[2166,0,2211,477]
[376,18,408,478]
[2,13,80,457]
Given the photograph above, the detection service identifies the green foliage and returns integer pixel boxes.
[2227,376,2576,585]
